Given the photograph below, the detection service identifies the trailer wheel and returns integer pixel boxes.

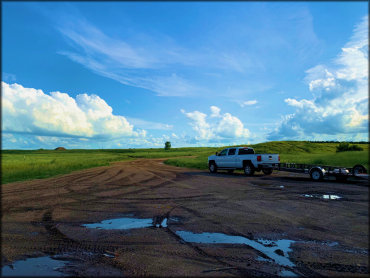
[209,162,217,173]
[310,168,323,181]
[244,163,255,176]
[353,164,367,175]
[262,168,273,175]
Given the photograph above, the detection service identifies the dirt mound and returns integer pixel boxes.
[54,147,66,151]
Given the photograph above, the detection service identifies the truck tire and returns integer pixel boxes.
[244,163,255,176]
[262,168,273,175]
[310,168,323,181]
[209,162,217,173]
[353,164,367,175]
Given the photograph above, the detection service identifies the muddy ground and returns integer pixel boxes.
[2,159,369,276]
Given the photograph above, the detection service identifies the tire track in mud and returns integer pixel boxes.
[41,210,119,255]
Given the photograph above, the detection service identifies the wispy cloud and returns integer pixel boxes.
[240,100,258,107]
[2,72,16,82]
[51,6,282,98]
[126,117,173,130]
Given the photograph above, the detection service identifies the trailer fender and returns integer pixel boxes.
[352,164,367,175]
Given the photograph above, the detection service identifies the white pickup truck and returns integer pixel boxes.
[208,147,280,176]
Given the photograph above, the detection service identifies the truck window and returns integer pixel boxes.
[238,148,254,155]
[228,148,236,155]
[218,149,228,156]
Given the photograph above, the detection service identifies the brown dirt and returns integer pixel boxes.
[2,159,369,276]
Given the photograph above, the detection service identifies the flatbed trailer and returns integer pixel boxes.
[273,163,368,181]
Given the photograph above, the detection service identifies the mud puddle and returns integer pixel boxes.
[83,216,168,230]
[2,256,70,277]
[302,194,342,200]
[280,269,298,277]
[176,231,295,267]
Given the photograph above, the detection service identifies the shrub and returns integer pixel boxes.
[336,142,363,152]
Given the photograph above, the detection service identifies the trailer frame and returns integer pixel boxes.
[272,163,368,181]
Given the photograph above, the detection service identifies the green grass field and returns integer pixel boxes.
[2,141,368,184]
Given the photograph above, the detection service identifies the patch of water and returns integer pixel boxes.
[280,269,298,277]
[302,194,342,200]
[176,231,295,267]
[161,218,167,227]
[83,217,153,230]
[322,195,341,200]
[155,218,168,228]
[256,256,271,262]
[2,256,69,277]
[169,217,181,222]
[83,216,170,230]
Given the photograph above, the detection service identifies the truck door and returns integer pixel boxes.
[216,148,228,167]
[225,148,237,167]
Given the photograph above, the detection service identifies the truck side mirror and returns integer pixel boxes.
[216,152,219,156]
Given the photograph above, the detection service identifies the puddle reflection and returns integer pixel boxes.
[2,256,69,277]
[280,269,298,277]
[176,231,295,267]
[302,194,342,200]
[83,217,153,230]
[83,217,170,230]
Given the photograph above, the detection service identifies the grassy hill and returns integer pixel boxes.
[2,141,368,184]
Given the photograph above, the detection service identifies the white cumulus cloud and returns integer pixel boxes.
[2,82,143,139]
[181,106,250,141]
[268,16,368,141]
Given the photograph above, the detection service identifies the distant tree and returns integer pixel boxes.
[336,142,363,152]
[164,141,171,150]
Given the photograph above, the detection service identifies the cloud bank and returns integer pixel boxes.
[268,16,368,141]
[2,82,144,139]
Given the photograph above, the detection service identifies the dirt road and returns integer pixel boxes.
[2,159,369,276]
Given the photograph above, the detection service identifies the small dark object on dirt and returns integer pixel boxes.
[55,147,66,151]
[274,249,284,256]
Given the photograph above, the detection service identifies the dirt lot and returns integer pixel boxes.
[2,159,369,276]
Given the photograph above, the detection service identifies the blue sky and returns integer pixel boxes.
[2,2,368,149]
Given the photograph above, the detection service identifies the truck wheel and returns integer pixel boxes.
[227,169,234,174]
[209,162,217,173]
[244,163,255,176]
[310,168,323,181]
[353,164,367,175]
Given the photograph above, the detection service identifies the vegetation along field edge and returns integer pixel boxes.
[2,141,368,184]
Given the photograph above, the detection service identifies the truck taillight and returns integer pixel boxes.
[257,155,261,161]
[278,155,280,161]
